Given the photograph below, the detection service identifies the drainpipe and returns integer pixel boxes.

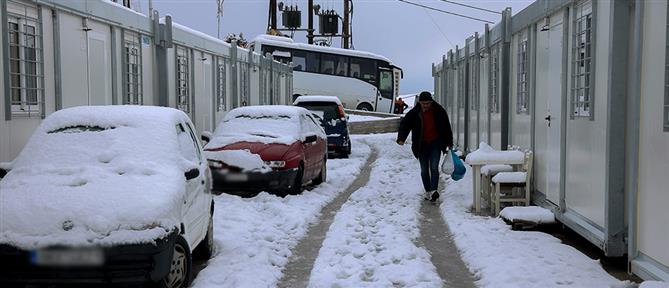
[626,0,643,273]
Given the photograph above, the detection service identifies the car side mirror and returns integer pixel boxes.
[201,131,212,145]
[0,168,7,179]
[185,168,200,180]
[305,135,317,143]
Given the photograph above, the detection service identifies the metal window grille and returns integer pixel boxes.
[458,61,465,109]
[489,45,500,113]
[517,37,529,114]
[176,46,190,113]
[664,1,669,131]
[122,30,142,105]
[216,57,227,111]
[8,1,44,118]
[571,0,594,119]
[470,56,479,110]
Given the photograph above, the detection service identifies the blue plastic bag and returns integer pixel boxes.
[451,150,466,181]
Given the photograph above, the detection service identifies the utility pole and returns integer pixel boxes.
[268,0,277,32]
[217,0,225,39]
[343,0,350,49]
[307,0,314,44]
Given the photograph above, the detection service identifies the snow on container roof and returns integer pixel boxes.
[251,34,394,65]
[1,105,194,249]
[293,95,342,105]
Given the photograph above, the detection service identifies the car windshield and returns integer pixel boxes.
[217,114,300,139]
[296,102,339,123]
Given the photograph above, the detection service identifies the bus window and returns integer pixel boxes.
[292,50,306,71]
[350,58,377,82]
[321,54,336,75]
[336,56,349,76]
[379,70,394,99]
[306,52,320,73]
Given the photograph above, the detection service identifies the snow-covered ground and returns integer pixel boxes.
[191,138,371,287]
[308,134,441,287]
[190,133,662,288]
[439,166,631,288]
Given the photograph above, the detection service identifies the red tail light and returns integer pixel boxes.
[338,105,346,120]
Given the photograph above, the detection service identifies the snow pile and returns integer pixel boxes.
[640,281,669,288]
[499,206,556,224]
[0,106,194,249]
[348,114,383,122]
[465,142,525,165]
[294,95,343,105]
[206,105,324,149]
[492,171,527,183]
[308,134,441,287]
[481,164,513,176]
[439,165,630,288]
[204,149,268,172]
[191,138,371,288]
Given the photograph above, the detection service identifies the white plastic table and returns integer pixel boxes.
[465,151,525,214]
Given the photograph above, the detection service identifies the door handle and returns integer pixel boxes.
[545,115,552,127]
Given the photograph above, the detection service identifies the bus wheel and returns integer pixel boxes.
[357,103,373,111]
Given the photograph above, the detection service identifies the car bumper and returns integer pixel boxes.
[211,168,299,195]
[327,137,350,156]
[0,232,176,285]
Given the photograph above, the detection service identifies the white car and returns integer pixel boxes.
[0,106,213,288]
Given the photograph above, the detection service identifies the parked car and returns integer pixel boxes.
[204,105,327,196]
[293,96,352,158]
[0,106,214,288]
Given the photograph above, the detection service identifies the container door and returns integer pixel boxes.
[87,31,110,105]
[542,19,564,205]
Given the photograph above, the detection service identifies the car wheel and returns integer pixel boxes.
[193,214,214,260]
[356,103,373,111]
[313,159,327,185]
[160,236,192,288]
[288,164,304,195]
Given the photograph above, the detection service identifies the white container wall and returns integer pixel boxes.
[0,0,294,162]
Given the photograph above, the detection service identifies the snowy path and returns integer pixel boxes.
[191,138,371,288]
[438,167,631,288]
[307,134,443,287]
[417,179,476,288]
[278,144,378,287]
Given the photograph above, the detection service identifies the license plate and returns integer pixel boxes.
[225,173,248,182]
[31,248,104,267]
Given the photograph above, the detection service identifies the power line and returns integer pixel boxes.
[437,0,501,15]
[397,0,495,24]
[422,7,455,49]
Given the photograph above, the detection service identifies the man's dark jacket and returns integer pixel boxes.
[397,102,453,158]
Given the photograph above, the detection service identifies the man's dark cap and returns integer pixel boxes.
[418,91,433,102]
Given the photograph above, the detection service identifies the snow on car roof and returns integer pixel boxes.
[293,96,342,106]
[207,105,325,149]
[1,105,194,249]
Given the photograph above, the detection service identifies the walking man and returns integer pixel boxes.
[396,91,453,201]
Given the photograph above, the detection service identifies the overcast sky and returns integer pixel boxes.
[136,0,532,94]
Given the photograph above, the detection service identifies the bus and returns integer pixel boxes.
[249,35,403,113]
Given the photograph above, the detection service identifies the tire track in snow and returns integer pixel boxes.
[416,178,477,288]
[278,141,378,288]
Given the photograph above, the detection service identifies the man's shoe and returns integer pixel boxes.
[430,191,440,202]
[424,190,434,201]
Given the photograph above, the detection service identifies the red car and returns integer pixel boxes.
[204,106,327,196]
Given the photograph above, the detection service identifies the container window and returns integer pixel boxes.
[517,36,530,114]
[7,1,43,118]
[571,0,594,119]
[123,30,142,105]
[217,57,227,111]
[489,45,500,113]
[176,46,190,113]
